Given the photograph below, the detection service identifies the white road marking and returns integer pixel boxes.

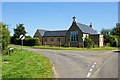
[87,63,97,78]
[87,72,91,77]
[92,65,95,68]
[89,69,92,72]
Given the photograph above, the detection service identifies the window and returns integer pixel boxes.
[70,31,78,42]
[57,38,61,42]
[44,38,47,42]
[51,38,54,42]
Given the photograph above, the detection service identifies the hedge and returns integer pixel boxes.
[15,38,40,46]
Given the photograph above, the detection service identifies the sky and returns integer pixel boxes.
[2,2,118,37]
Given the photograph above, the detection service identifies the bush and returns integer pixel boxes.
[0,22,10,54]
[84,38,94,48]
[104,35,118,47]
[15,38,40,46]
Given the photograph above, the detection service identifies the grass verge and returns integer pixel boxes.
[2,48,53,78]
[32,46,118,50]
[9,44,118,50]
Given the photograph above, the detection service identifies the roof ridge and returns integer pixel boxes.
[46,30,67,32]
[37,29,49,31]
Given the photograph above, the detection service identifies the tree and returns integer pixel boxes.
[100,28,111,35]
[100,24,120,47]
[25,35,32,38]
[110,23,120,36]
[13,23,27,38]
[0,22,10,51]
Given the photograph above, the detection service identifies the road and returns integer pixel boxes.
[26,48,118,78]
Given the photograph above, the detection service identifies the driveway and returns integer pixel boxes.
[26,48,118,78]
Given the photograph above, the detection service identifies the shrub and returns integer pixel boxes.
[84,38,94,48]
[106,43,111,47]
[104,35,118,47]
[15,38,40,46]
[0,22,10,55]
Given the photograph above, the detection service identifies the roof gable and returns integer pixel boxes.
[37,29,48,36]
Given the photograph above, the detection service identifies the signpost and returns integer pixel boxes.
[19,35,25,50]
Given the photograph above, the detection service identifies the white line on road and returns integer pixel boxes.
[87,63,97,78]
[89,69,92,72]
[87,72,91,77]
[92,65,95,68]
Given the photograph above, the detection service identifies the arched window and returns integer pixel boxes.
[70,31,78,42]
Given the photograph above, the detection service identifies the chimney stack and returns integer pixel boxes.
[90,23,92,28]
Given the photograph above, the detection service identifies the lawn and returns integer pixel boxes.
[33,45,118,50]
[2,48,53,78]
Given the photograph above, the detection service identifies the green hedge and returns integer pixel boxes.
[15,38,39,46]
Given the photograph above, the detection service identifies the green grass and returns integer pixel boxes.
[9,44,119,50]
[2,48,53,78]
[0,54,2,80]
[33,46,118,50]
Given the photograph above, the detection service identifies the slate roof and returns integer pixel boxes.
[36,22,98,37]
[76,23,97,34]
[43,30,67,37]
[37,29,48,36]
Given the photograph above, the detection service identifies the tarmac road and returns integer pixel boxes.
[26,48,118,78]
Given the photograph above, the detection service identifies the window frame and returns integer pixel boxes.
[70,31,78,42]
[51,38,54,42]
[57,38,61,42]
[44,37,47,42]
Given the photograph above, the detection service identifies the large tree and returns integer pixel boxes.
[0,22,10,50]
[110,23,120,36]
[13,23,27,38]
[100,23,120,47]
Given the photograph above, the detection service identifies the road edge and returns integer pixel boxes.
[49,61,58,78]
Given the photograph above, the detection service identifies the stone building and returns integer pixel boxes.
[34,17,103,47]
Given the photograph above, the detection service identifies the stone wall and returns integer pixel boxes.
[66,22,83,47]
[43,36,66,46]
